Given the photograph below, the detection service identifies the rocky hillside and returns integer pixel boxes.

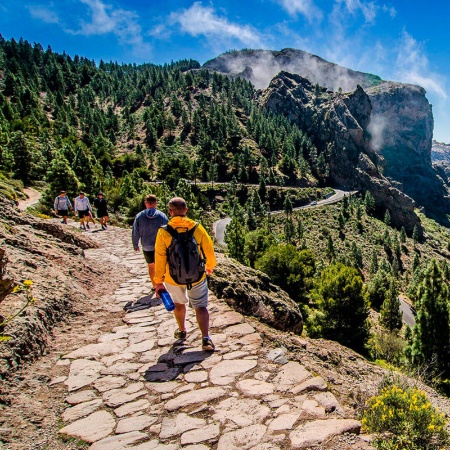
[258,71,420,231]
[205,48,450,219]
[2,202,450,449]
[0,196,125,378]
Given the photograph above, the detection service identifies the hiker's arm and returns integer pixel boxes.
[131,217,140,251]
[199,225,216,272]
[154,229,167,285]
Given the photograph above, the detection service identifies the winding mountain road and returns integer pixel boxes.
[213,189,353,245]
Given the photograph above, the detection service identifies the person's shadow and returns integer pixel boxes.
[143,342,213,382]
[123,293,161,312]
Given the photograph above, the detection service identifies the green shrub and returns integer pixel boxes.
[362,384,449,449]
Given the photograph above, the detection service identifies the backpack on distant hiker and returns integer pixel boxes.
[163,223,205,289]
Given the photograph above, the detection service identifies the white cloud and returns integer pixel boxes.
[274,0,323,22]
[170,2,263,47]
[27,6,60,24]
[382,4,396,18]
[395,31,447,99]
[335,0,377,23]
[65,0,151,58]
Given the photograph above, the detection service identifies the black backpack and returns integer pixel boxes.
[163,223,205,289]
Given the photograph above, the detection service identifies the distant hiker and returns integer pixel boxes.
[154,197,217,351]
[93,192,109,230]
[54,191,72,224]
[74,191,92,230]
[132,194,168,290]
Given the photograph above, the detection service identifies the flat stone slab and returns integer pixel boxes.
[101,362,143,375]
[103,382,147,407]
[62,399,102,422]
[164,387,227,411]
[101,353,136,367]
[184,371,208,383]
[127,441,179,450]
[115,399,151,417]
[210,360,257,385]
[63,340,128,359]
[65,359,104,392]
[89,431,148,450]
[58,410,115,443]
[217,424,267,450]
[181,423,220,445]
[267,413,300,432]
[65,390,98,405]
[116,415,158,434]
[273,362,311,391]
[160,413,206,439]
[93,375,126,393]
[125,340,155,353]
[223,323,256,336]
[289,419,361,449]
[212,397,271,427]
[212,311,244,328]
[313,392,343,414]
[300,399,326,418]
[291,376,327,394]
[236,379,274,397]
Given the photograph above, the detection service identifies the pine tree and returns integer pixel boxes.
[379,279,403,332]
[384,209,391,226]
[42,151,81,206]
[225,203,247,263]
[364,191,375,214]
[308,263,370,354]
[369,248,379,274]
[409,260,450,379]
[326,234,335,263]
[400,226,406,244]
[412,225,419,247]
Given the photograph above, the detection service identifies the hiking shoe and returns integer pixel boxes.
[174,329,187,340]
[101,224,106,230]
[86,224,90,229]
[202,337,215,351]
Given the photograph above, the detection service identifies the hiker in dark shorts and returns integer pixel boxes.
[132,194,168,290]
[93,192,109,230]
[54,191,73,224]
[74,191,92,230]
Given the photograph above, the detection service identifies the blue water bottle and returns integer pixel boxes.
[159,289,175,312]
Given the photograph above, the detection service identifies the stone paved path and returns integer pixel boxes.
[53,225,367,449]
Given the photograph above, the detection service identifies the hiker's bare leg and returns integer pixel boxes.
[195,307,210,338]
[147,263,156,288]
[174,303,187,331]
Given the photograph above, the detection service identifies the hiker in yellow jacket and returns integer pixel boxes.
[154,197,217,351]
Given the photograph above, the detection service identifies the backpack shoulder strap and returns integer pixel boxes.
[162,224,178,238]
[187,223,198,237]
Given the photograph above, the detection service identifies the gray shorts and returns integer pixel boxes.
[165,278,209,308]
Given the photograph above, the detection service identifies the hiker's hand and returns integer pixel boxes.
[134,246,140,252]
[206,268,214,275]
[154,283,165,297]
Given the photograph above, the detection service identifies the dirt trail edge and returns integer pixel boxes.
[0,223,378,450]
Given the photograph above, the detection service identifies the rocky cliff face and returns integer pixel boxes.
[432,140,450,190]
[205,48,449,219]
[258,71,421,231]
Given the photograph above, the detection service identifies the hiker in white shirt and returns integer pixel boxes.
[74,192,92,230]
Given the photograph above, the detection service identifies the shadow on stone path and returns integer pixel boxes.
[53,225,372,450]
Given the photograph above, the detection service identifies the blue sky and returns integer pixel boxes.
[1,0,450,143]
